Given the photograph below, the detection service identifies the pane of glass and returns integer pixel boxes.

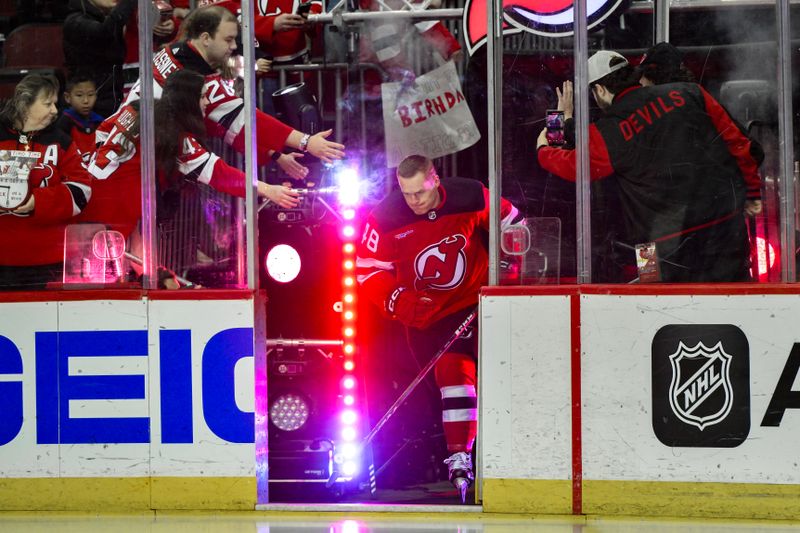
[535,0,776,284]
[655,2,779,283]
[0,10,127,290]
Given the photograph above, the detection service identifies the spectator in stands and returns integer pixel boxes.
[189,0,320,179]
[359,0,462,89]
[537,51,762,282]
[113,5,344,179]
[638,41,696,86]
[84,68,300,239]
[63,0,138,117]
[0,73,93,290]
[122,0,180,98]
[638,41,765,170]
[54,71,104,163]
[250,0,324,116]
[171,0,192,19]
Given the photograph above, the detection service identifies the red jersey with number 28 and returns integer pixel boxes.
[356,177,518,326]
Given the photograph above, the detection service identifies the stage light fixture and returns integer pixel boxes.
[334,167,360,207]
[342,377,355,390]
[341,410,357,424]
[343,294,354,303]
[343,225,355,237]
[342,461,358,476]
[343,243,354,253]
[341,427,357,441]
[265,244,302,283]
[269,393,310,432]
[272,82,320,135]
[343,209,356,220]
[343,395,355,406]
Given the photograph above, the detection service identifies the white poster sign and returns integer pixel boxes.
[382,61,481,168]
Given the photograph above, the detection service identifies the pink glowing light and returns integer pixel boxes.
[341,410,357,424]
[341,427,357,441]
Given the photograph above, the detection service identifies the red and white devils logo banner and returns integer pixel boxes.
[668,341,734,431]
[463,0,627,56]
[414,234,467,291]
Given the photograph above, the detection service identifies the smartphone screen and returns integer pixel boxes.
[545,109,565,146]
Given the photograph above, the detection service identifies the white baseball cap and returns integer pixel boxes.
[588,50,629,85]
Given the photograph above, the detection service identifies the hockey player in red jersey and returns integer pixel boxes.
[105,5,344,180]
[356,155,520,500]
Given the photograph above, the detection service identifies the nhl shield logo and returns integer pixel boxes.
[652,325,749,447]
[668,341,733,431]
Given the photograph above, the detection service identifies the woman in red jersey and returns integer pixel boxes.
[83,68,300,238]
[0,73,93,290]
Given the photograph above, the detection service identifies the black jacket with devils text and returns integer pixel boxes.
[538,83,761,247]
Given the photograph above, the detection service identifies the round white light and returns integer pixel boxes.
[342,461,358,476]
[341,410,357,425]
[265,244,301,283]
[269,393,309,431]
[340,443,358,459]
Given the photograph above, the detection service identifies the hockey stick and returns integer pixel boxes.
[360,307,478,452]
[326,308,478,487]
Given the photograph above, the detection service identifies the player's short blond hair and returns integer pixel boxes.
[397,155,433,179]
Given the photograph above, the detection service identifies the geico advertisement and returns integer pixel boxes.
[581,294,800,484]
[0,299,255,478]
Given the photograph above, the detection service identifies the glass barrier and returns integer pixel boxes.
[0,5,148,290]
[521,0,789,285]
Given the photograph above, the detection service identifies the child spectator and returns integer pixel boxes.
[54,72,104,164]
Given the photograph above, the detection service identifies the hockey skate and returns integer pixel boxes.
[443,451,474,504]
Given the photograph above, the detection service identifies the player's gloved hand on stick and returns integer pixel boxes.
[385,286,435,329]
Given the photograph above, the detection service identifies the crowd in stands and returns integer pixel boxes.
[0,0,465,291]
[0,0,358,290]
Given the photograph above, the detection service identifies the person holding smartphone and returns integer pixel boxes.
[536,50,762,283]
[250,0,324,117]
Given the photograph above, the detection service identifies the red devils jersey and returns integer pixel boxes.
[356,177,518,325]
[84,105,249,236]
[104,41,292,160]
[0,125,93,266]
[201,0,323,62]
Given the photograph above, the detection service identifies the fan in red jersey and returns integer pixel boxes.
[104,5,345,180]
[0,74,93,290]
[83,69,300,240]
[356,155,521,499]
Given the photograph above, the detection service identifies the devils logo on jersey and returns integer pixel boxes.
[414,234,468,291]
[462,0,627,56]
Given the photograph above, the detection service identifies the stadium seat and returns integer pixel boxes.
[0,23,65,100]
